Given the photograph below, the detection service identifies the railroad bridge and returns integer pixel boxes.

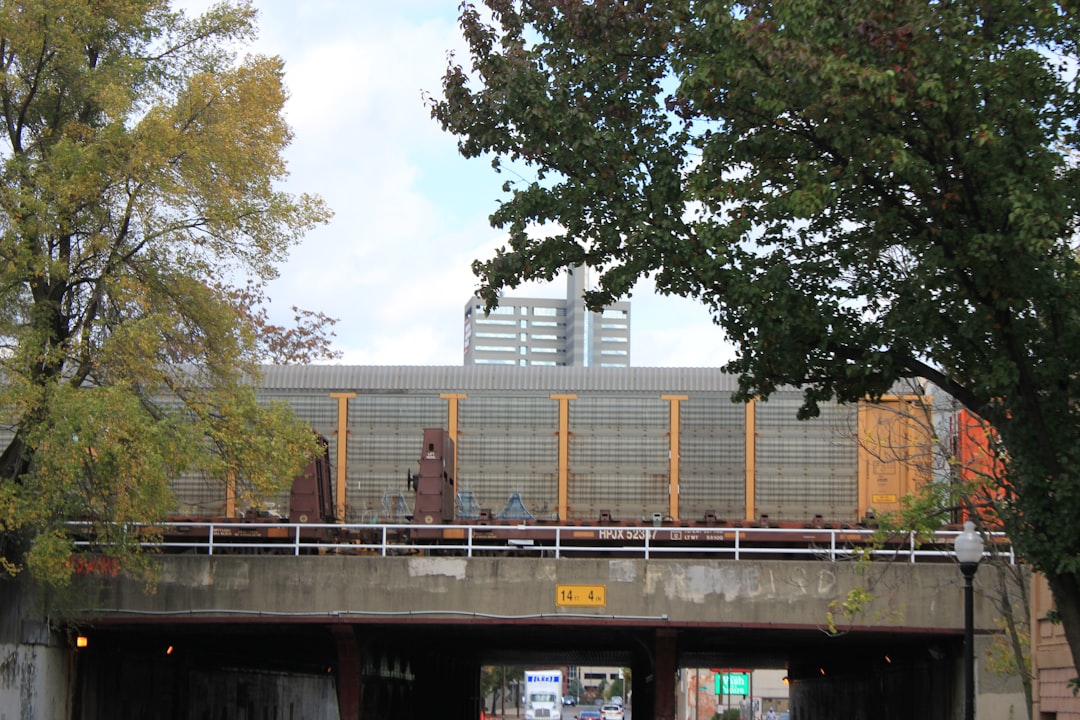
[26,529,1023,720]
[1,366,1026,718]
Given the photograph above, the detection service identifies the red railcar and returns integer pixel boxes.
[953,409,1007,525]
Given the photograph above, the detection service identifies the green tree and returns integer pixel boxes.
[615,667,630,702]
[0,0,334,594]
[482,666,525,714]
[844,390,1033,717]
[431,0,1080,673]
[567,675,583,702]
[480,666,502,712]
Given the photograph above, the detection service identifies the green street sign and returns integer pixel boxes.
[715,672,749,696]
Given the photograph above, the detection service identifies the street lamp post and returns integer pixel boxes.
[954,520,984,720]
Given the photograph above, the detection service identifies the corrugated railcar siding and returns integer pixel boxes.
[347,393,445,523]
[679,395,746,521]
[457,395,559,521]
[567,397,669,522]
[755,393,859,523]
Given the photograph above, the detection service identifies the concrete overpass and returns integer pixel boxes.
[47,552,1025,720]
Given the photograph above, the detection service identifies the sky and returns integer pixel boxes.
[196,0,738,367]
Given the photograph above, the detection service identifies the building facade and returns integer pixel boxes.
[679,668,789,720]
[1032,573,1080,720]
[463,266,631,367]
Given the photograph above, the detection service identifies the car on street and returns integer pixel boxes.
[577,710,602,720]
[563,696,577,706]
[610,696,623,707]
[601,704,624,720]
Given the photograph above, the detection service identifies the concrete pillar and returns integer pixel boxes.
[0,577,73,720]
[333,625,362,720]
[634,628,677,720]
[654,629,678,720]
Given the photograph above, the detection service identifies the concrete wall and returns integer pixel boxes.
[3,555,1030,719]
[75,659,340,720]
[79,556,1003,633]
[0,580,73,720]
[974,633,1030,720]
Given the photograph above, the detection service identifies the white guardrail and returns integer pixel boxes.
[68,521,1014,564]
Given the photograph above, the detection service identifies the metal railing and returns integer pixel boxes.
[68,521,1015,564]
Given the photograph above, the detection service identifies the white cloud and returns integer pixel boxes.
[191,1,736,368]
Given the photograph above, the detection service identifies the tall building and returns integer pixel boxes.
[462,266,631,367]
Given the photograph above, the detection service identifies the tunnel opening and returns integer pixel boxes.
[70,619,962,720]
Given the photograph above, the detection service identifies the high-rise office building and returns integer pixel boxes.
[462,267,631,367]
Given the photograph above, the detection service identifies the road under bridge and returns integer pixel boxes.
[38,552,1025,720]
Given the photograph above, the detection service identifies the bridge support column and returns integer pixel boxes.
[633,628,677,720]
[333,625,362,720]
[654,629,677,720]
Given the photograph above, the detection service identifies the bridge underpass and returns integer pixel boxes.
[53,553,1024,720]
[71,618,963,720]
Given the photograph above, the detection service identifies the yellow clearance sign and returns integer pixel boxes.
[555,584,606,607]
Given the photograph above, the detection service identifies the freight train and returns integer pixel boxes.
[56,367,1001,556]
[397,394,933,530]
[150,381,938,539]
[145,399,964,555]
